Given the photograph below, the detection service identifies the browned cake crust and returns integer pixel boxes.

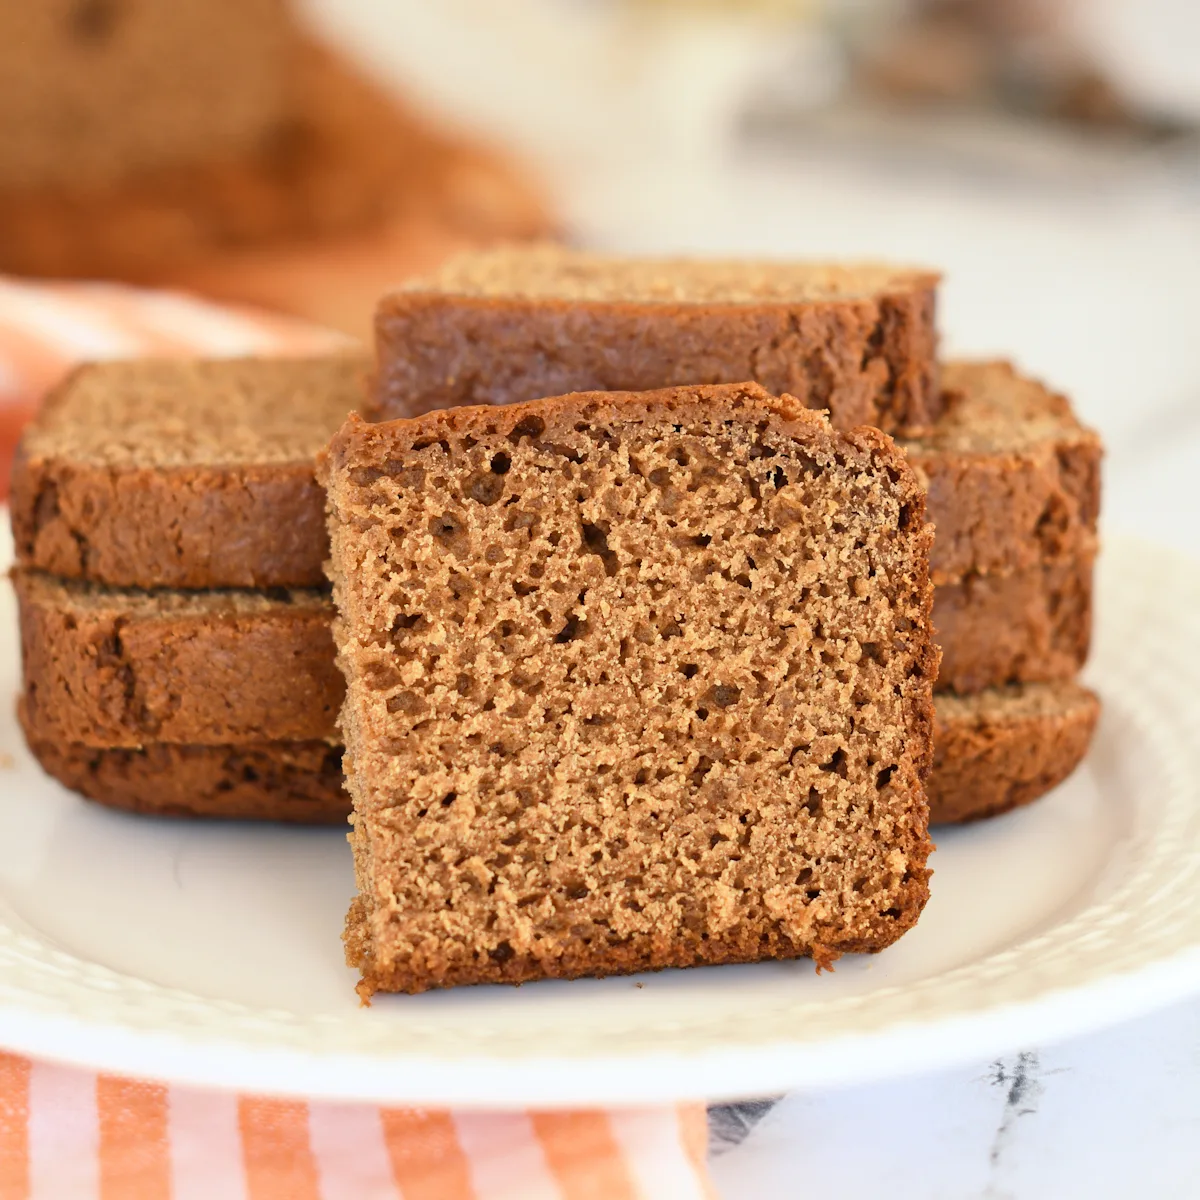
[372,246,941,436]
[932,555,1093,695]
[15,571,343,747]
[11,355,368,589]
[902,361,1102,584]
[323,383,938,996]
[929,682,1100,824]
[21,709,349,824]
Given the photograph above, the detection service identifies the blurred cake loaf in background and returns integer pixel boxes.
[0,0,293,190]
[0,1,553,339]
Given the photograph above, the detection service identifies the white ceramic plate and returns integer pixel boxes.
[2,534,1199,1108]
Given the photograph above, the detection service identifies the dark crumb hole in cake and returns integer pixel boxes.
[466,473,504,506]
[336,400,929,979]
[71,0,120,42]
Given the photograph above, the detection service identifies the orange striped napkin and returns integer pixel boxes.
[0,277,718,1198]
[0,1053,712,1198]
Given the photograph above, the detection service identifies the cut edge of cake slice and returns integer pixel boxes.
[19,699,349,824]
[15,569,342,748]
[902,359,1102,584]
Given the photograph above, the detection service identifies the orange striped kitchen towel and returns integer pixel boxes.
[0,278,718,1199]
[0,1053,714,1199]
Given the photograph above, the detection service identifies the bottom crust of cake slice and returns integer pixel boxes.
[341,867,931,999]
[21,705,349,824]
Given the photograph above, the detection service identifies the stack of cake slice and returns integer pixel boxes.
[12,250,1100,831]
[901,361,1101,823]
[11,355,364,822]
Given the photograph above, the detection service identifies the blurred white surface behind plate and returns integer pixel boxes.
[1,534,1198,1107]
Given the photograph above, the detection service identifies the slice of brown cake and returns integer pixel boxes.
[19,700,348,824]
[11,355,367,589]
[372,245,941,435]
[930,682,1100,824]
[322,382,937,996]
[15,571,342,747]
[901,360,1102,584]
[932,556,1093,694]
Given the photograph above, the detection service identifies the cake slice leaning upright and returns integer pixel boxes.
[321,382,939,997]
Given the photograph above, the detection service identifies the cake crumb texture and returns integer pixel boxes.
[20,686,1093,829]
[11,544,1079,754]
[322,382,937,995]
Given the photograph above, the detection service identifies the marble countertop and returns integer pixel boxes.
[711,996,1200,1199]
